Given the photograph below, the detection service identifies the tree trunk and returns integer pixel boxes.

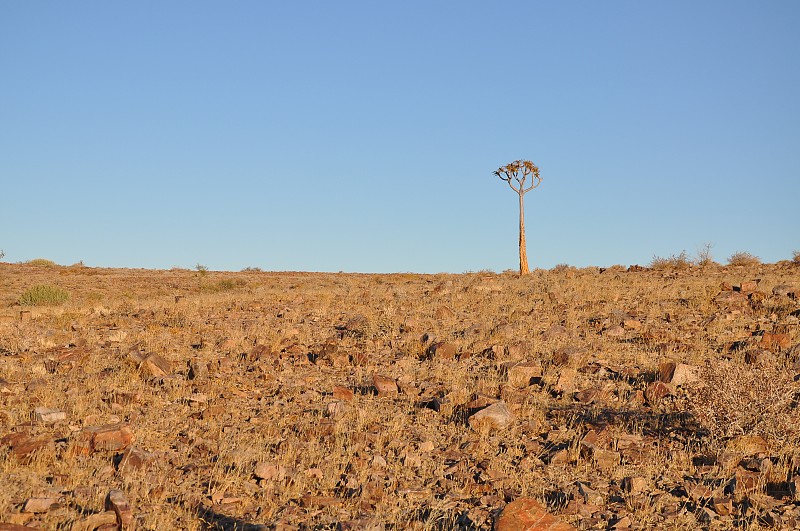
[518,191,529,275]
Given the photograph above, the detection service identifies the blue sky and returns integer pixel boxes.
[2,2,798,273]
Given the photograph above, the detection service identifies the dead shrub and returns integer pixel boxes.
[727,251,761,267]
[649,251,691,270]
[687,360,800,444]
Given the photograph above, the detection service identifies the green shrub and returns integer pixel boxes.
[19,285,70,306]
[727,251,761,267]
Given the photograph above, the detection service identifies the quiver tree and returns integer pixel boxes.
[493,160,543,275]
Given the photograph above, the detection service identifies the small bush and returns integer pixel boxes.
[241,266,262,272]
[25,258,58,267]
[727,251,761,267]
[649,251,691,270]
[792,250,800,266]
[201,279,247,293]
[19,285,70,306]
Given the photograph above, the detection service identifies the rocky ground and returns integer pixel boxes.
[0,260,798,530]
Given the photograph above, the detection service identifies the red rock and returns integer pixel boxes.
[0,432,54,460]
[0,525,40,531]
[105,489,134,528]
[33,407,66,423]
[73,423,134,455]
[427,341,457,359]
[333,386,354,401]
[118,446,155,473]
[372,374,398,397]
[494,497,576,530]
[435,305,456,319]
[760,333,791,350]
[644,382,670,404]
[726,435,768,457]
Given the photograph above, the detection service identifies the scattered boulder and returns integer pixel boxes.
[507,362,543,388]
[469,401,514,431]
[105,489,134,528]
[426,341,457,360]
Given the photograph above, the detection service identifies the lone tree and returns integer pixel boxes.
[493,160,543,275]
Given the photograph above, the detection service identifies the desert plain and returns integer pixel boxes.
[0,258,799,530]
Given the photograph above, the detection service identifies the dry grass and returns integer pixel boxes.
[0,261,798,529]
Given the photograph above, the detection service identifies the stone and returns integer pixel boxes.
[469,401,514,431]
[552,346,588,367]
[427,341,457,359]
[0,525,40,531]
[33,407,66,424]
[299,495,342,508]
[621,477,648,494]
[332,386,354,401]
[738,281,759,293]
[508,363,543,388]
[105,489,134,528]
[494,497,576,530]
[188,358,209,380]
[118,446,156,473]
[372,374,398,397]
[73,423,134,455]
[772,284,797,297]
[644,381,670,404]
[553,368,577,394]
[605,325,625,337]
[712,496,734,516]
[658,361,700,387]
[435,305,456,319]
[726,435,768,457]
[22,497,59,513]
[760,333,791,351]
[0,432,54,460]
[543,324,568,340]
[254,462,286,481]
[141,353,172,376]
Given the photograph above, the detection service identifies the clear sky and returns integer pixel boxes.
[2,2,798,273]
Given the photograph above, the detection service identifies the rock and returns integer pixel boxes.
[22,497,59,513]
[738,281,759,293]
[726,435,768,457]
[657,361,700,387]
[372,374,398,397]
[299,495,342,508]
[71,511,119,531]
[0,525,40,531]
[772,284,797,297]
[469,401,514,431]
[552,346,588,367]
[605,325,625,337]
[553,368,577,394]
[434,305,456,319]
[254,462,286,482]
[0,432,54,460]
[621,477,648,494]
[644,382,670,404]
[494,497,576,530]
[187,358,209,380]
[332,386,354,401]
[426,341,457,359]
[118,446,156,473]
[73,423,134,455]
[712,496,733,516]
[33,407,66,424]
[507,363,543,388]
[760,332,791,351]
[105,489,134,528]
[142,353,172,376]
[543,324,568,340]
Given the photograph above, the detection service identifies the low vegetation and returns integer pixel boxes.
[17,284,70,306]
[728,251,761,267]
[0,260,797,529]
